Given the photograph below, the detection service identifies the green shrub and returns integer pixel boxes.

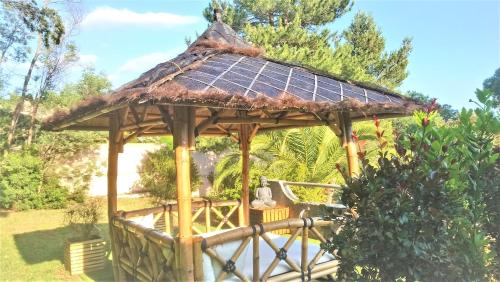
[329,93,499,281]
[0,149,68,210]
[64,198,102,240]
[138,146,201,202]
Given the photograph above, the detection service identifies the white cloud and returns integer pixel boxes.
[117,51,174,73]
[82,6,200,28]
[109,49,183,87]
[78,54,98,66]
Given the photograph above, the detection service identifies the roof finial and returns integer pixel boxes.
[213,8,222,22]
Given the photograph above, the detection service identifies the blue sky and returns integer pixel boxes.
[10,0,499,109]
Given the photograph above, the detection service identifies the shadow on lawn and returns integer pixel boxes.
[13,223,114,281]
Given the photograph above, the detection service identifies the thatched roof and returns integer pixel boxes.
[43,20,419,136]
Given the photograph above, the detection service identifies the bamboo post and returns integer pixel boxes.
[301,224,309,275]
[252,233,260,282]
[193,237,204,282]
[164,205,171,234]
[173,106,195,281]
[205,202,211,232]
[239,121,251,226]
[339,112,359,177]
[107,113,126,281]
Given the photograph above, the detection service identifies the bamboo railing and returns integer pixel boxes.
[119,199,243,235]
[196,217,338,282]
[111,216,177,281]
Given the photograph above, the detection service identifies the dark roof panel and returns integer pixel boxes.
[43,21,419,131]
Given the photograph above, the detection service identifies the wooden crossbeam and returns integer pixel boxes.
[130,106,141,124]
[260,229,302,280]
[123,126,154,143]
[195,110,223,136]
[157,105,174,133]
[212,205,238,230]
[204,247,250,282]
[216,117,327,126]
[215,124,240,143]
[214,237,252,282]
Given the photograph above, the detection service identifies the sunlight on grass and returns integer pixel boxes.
[0,196,154,281]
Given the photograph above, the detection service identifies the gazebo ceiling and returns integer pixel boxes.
[43,20,419,137]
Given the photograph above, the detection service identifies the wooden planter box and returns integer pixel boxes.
[250,206,290,234]
[64,237,106,275]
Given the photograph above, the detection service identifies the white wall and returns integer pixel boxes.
[88,143,219,197]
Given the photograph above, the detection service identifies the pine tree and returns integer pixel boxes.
[203,1,412,90]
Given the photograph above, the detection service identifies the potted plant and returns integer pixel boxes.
[64,198,106,275]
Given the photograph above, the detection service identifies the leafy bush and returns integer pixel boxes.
[64,198,102,240]
[329,92,499,281]
[0,149,68,210]
[138,146,201,202]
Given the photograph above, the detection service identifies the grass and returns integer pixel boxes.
[0,197,155,282]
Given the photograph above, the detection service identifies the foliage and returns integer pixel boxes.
[329,92,499,281]
[0,149,67,210]
[204,0,352,29]
[44,68,112,109]
[407,90,458,120]
[340,12,412,89]
[36,130,105,202]
[482,67,500,107]
[204,0,411,89]
[0,2,31,65]
[212,123,393,202]
[0,69,108,210]
[64,198,102,240]
[1,0,64,48]
[196,136,237,153]
[138,146,201,202]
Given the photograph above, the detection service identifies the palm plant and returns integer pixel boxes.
[211,120,394,202]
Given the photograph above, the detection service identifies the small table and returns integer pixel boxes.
[250,206,290,234]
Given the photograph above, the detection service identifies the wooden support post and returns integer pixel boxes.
[173,106,195,281]
[107,113,126,281]
[239,115,251,227]
[340,112,360,177]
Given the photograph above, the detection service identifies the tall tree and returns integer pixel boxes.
[203,1,412,89]
[26,42,78,145]
[0,5,30,66]
[482,68,500,108]
[340,12,412,88]
[3,0,65,148]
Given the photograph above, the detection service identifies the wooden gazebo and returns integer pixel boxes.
[44,13,417,282]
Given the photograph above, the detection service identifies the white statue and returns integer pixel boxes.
[251,176,276,208]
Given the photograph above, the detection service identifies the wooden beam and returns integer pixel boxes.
[215,124,240,143]
[173,106,194,281]
[248,113,267,143]
[339,112,359,177]
[239,112,251,227]
[248,123,260,143]
[157,105,174,134]
[195,110,222,136]
[107,113,125,281]
[129,106,141,125]
[216,117,327,126]
[257,123,326,133]
[187,107,196,150]
[120,118,164,131]
[123,126,154,143]
[51,103,127,130]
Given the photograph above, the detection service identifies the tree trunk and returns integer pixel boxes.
[6,38,42,147]
[26,101,40,145]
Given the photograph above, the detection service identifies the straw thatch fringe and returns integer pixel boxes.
[188,39,264,58]
[43,81,419,129]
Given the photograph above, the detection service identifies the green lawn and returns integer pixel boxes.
[0,197,155,282]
